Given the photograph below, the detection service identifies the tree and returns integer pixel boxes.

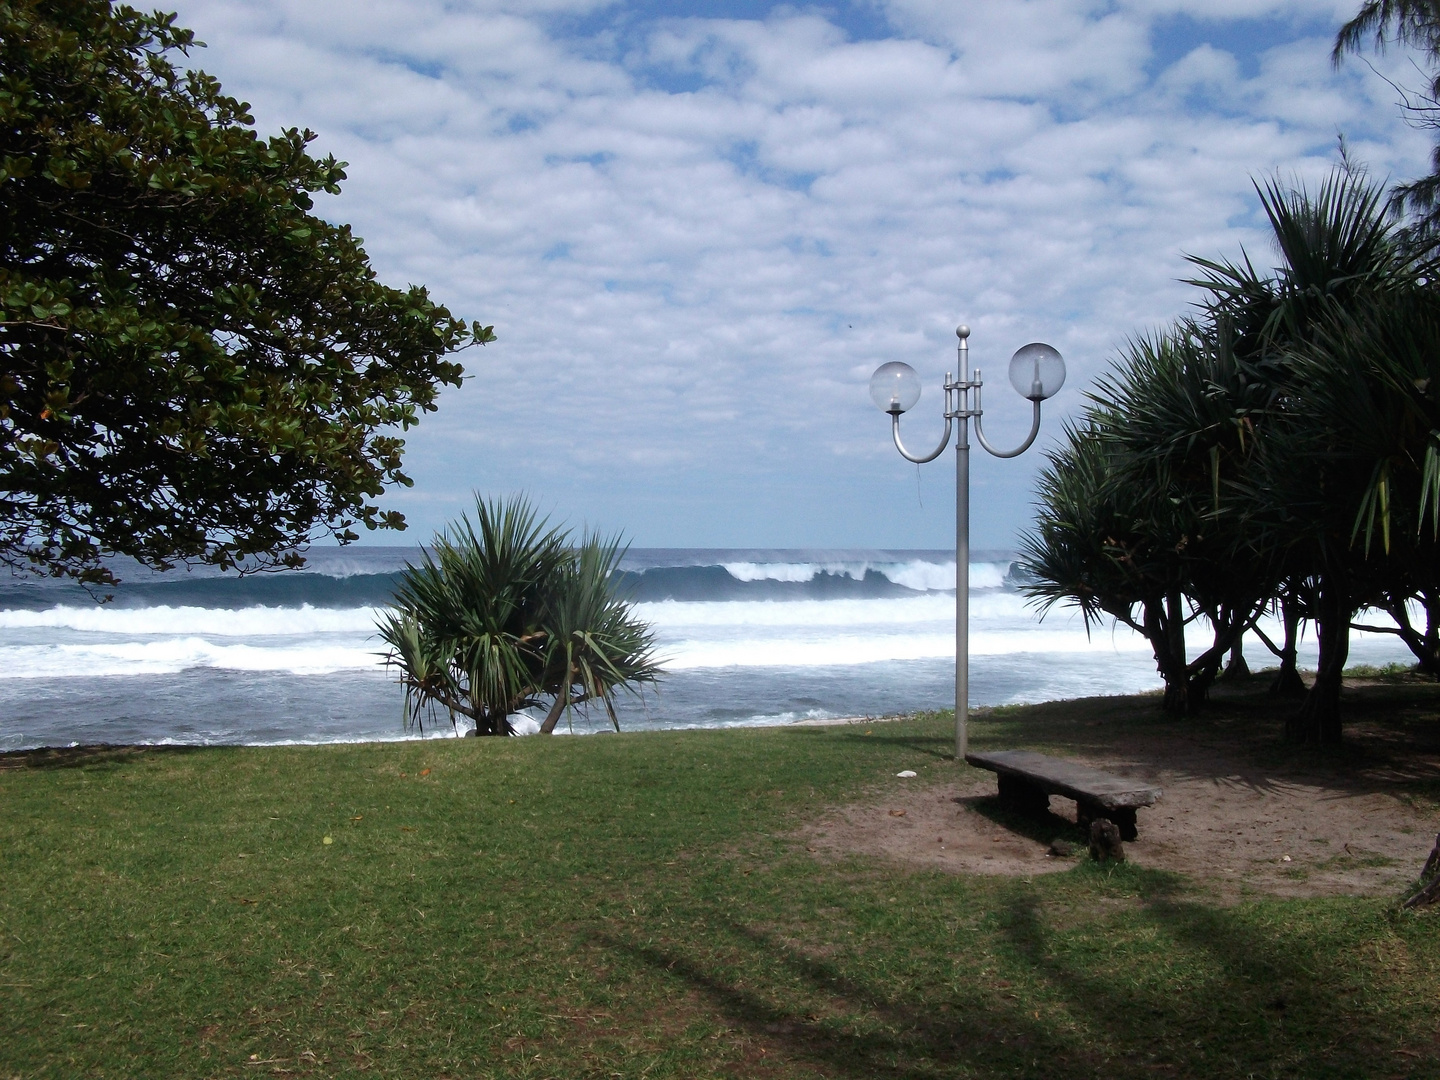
[0,1,493,587]
[1020,323,1275,715]
[1334,1,1440,244]
[378,496,663,736]
[1095,323,1278,711]
[1296,286,1440,679]
[1190,170,1427,742]
[1022,168,1432,742]
[1020,419,1198,707]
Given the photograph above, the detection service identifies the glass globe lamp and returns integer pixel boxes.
[1007,343,1065,401]
[869,361,922,414]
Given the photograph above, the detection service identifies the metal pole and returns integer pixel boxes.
[955,327,970,762]
[873,323,1057,763]
[956,432,970,761]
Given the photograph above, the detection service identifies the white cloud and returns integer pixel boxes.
[169,0,1432,548]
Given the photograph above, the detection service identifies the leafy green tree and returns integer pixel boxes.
[1096,324,1278,709]
[0,1,492,587]
[378,496,663,736]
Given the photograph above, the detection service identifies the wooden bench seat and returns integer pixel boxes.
[965,749,1162,841]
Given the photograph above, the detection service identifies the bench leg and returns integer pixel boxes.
[997,774,1050,816]
[1077,800,1138,841]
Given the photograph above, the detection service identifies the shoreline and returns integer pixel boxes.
[0,664,1422,757]
[0,710,927,760]
[783,713,913,727]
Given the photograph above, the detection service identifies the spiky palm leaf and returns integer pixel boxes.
[379,495,661,735]
[538,533,663,733]
[1185,171,1418,356]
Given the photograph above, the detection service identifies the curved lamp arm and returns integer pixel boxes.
[891,411,952,463]
[973,395,1042,459]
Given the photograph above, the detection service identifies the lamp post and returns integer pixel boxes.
[870,325,1065,761]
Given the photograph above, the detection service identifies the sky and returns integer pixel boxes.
[169,0,1433,550]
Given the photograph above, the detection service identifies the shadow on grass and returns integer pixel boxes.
[0,743,212,771]
[597,921,1103,1079]
[990,868,1408,1076]
[599,869,1428,1080]
[833,730,954,762]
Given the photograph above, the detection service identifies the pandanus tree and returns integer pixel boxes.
[1190,169,1429,741]
[1020,420,1192,706]
[1021,322,1276,714]
[1095,323,1278,712]
[1023,167,1434,740]
[1294,287,1440,682]
[378,496,662,735]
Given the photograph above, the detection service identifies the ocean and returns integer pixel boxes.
[0,547,1417,750]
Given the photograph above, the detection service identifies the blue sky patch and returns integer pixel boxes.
[1149,11,1337,82]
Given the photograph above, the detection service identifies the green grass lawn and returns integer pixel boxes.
[1,690,1438,1079]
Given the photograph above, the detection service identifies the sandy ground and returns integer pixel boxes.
[802,713,1440,901]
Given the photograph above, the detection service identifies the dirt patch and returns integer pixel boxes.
[805,771,1073,879]
[803,692,1440,900]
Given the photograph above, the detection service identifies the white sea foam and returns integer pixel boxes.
[884,561,1007,590]
[641,594,1154,670]
[723,561,834,583]
[0,592,1411,682]
[635,591,1030,628]
[655,707,838,730]
[886,559,953,591]
[0,593,1096,677]
[0,604,380,636]
[0,638,379,678]
[719,559,1007,591]
[660,628,1154,670]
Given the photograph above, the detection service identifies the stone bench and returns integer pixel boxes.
[965,749,1162,841]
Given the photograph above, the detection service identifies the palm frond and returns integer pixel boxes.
[377,495,661,736]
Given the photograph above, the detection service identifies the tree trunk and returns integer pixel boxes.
[471,707,511,736]
[1422,587,1440,678]
[1383,587,1440,678]
[1270,589,1307,697]
[539,683,595,734]
[479,714,506,736]
[1218,636,1250,682]
[1403,832,1440,908]
[1145,591,1190,715]
[539,684,569,734]
[1146,592,1258,715]
[1180,599,1261,711]
[1288,573,1350,744]
[1185,645,1227,711]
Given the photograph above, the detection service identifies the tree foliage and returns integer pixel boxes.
[1021,168,1440,742]
[0,1,493,586]
[1021,325,1273,715]
[378,496,663,736]
[1335,1,1440,244]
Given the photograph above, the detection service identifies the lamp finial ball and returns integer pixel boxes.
[956,324,970,340]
